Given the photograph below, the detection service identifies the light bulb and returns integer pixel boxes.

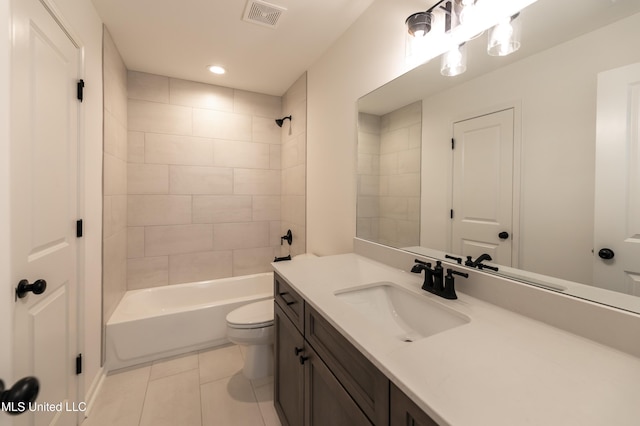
[441,44,467,77]
[487,14,521,56]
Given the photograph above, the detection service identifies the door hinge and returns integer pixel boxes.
[451,138,455,150]
[76,354,82,375]
[450,209,454,219]
[77,79,84,102]
[76,219,83,238]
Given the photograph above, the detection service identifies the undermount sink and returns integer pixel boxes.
[335,282,470,342]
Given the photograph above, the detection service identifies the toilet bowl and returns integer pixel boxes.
[226,299,274,380]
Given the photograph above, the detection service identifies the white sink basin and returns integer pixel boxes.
[335,282,470,342]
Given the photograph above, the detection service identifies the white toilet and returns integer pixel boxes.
[226,299,274,380]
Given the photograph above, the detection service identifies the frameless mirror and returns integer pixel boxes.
[356,0,640,314]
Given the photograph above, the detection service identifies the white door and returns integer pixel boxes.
[11,0,80,424]
[593,63,640,296]
[451,109,514,265]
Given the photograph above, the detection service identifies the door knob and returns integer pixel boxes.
[15,279,47,300]
[598,248,615,260]
[0,376,39,415]
[498,231,509,239]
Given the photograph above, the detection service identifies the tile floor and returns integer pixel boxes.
[82,344,281,426]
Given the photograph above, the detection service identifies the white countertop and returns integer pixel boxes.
[272,253,640,426]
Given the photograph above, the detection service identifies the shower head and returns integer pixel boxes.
[275,115,292,127]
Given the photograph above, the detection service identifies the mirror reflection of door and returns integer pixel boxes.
[451,108,515,266]
[594,63,640,296]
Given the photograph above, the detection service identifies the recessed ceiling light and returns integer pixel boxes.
[208,65,226,75]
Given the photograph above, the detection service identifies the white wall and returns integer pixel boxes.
[307,0,424,255]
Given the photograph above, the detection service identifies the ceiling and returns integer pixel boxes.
[91,0,376,96]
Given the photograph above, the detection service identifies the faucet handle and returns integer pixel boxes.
[442,268,468,300]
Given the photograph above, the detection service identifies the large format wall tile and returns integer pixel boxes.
[124,71,306,288]
[129,100,192,135]
[169,165,233,195]
[145,224,214,256]
[145,134,214,166]
[128,195,191,226]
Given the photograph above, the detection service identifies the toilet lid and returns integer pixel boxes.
[227,299,274,329]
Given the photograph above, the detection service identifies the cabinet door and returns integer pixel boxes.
[306,305,389,424]
[390,383,438,426]
[274,303,305,426]
[304,345,372,426]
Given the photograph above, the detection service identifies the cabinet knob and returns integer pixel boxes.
[299,355,309,365]
[294,347,303,356]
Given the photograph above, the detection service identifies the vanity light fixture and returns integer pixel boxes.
[406,12,432,37]
[487,13,521,56]
[454,0,478,25]
[208,65,226,75]
[405,0,526,77]
[441,43,467,76]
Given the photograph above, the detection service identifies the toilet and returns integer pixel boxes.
[226,253,316,380]
[226,299,274,380]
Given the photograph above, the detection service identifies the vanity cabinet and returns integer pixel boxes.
[390,383,438,426]
[274,272,436,426]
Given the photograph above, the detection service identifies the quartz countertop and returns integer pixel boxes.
[272,253,640,426]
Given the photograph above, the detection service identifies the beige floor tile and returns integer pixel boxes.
[198,345,244,384]
[139,369,202,426]
[84,344,279,426]
[252,377,281,426]
[149,352,199,381]
[83,366,150,426]
[201,374,264,426]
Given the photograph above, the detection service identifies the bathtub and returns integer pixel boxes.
[105,272,273,371]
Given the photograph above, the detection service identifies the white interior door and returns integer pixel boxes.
[451,109,514,265]
[11,0,80,424]
[594,63,640,296]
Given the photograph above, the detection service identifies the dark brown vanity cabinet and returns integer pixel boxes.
[390,383,439,426]
[273,273,437,426]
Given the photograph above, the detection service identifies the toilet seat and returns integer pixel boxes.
[226,299,273,329]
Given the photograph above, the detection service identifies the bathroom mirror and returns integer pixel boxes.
[356,0,640,313]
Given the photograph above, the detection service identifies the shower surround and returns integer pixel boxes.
[125,71,306,289]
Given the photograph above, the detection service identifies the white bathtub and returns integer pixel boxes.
[105,272,273,371]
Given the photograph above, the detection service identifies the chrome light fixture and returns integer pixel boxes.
[487,13,521,56]
[441,43,467,77]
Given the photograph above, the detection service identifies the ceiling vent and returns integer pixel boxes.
[242,0,287,28]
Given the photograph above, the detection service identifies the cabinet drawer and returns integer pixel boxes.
[305,305,389,425]
[274,272,304,332]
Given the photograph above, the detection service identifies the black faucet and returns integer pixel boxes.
[411,259,465,300]
[465,253,493,268]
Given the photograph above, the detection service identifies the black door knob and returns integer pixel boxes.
[15,279,47,300]
[498,231,509,239]
[0,376,39,415]
[598,248,615,260]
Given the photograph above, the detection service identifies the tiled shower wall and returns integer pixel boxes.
[125,72,298,289]
[356,112,381,242]
[102,27,128,322]
[280,74,307,258]
[356,102,421,248]
[378,102,421,248]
